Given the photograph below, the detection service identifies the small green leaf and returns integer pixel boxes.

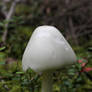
[88,47,92,52]
[0,47,6,51]
[16,72,24,74]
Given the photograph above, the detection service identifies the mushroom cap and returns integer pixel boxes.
[22,26,77,72]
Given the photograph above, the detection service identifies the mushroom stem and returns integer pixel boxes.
[41,72,53,92]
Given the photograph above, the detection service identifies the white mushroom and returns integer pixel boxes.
[22,25,77,92]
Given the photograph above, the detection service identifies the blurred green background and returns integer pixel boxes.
[0,0,92,92]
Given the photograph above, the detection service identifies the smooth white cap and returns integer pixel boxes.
[22,26,77,72]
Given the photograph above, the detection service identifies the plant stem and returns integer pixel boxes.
[41,72,53,92]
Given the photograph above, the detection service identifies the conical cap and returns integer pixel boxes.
[22,26,77,72]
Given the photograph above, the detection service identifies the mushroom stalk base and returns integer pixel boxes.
[41,72,53,92]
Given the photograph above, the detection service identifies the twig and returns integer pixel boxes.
[1,0,25,43]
